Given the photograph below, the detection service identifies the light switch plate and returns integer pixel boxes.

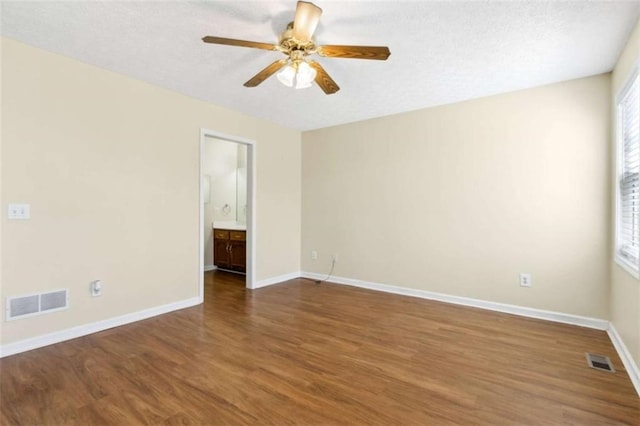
[8,204,30,220]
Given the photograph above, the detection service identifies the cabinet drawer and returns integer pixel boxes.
[214,229,229,239]
[230,231,246,241]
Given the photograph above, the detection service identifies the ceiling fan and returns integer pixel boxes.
[202,1,391,94]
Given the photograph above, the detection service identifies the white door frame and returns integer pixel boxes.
[199,128,256,298]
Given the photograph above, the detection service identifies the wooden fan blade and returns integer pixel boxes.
[309,61,340,95]
[318,45,391,60]
[244,59,288,87]
[292,1,322,41]
[202,36,277,51]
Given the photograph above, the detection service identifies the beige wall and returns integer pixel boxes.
[302,74,611,319]
[611,20,640,368]
[1,38,301,345]
[0,37,4,341]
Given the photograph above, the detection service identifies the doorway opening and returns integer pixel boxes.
[199,129,255,300]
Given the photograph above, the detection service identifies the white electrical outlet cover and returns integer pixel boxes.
[8,204,30,220]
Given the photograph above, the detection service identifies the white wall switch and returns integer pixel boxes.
[8,204,30,220]
[311,250,318,260]
[91,280,102,297]
[519,273,532,287]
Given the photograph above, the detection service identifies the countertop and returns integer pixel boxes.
[213,221,246,231]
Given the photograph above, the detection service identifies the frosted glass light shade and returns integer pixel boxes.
[277,65,296,87]
[295,79,313,89]
[295,61,316,89]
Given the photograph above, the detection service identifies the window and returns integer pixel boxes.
[616,70,640,278]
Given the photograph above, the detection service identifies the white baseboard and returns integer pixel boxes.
[0,296,202,358]
[607,324,640,397]
[204,265,217,272]
[301,272,610,330]
[252,271,301,289]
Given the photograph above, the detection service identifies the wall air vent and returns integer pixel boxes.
[6,289,69,320]
[586,353,615,373]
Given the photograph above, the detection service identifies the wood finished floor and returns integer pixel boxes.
[1,271,639,425]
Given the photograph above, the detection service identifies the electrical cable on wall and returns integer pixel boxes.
[315,258,336,284]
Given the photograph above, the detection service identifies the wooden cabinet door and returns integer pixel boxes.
[214,239,230,269]
[229,241,246,273]
[213,229,245,273]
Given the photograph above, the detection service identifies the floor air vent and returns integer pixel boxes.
[6,289,69,320]
[586,353,615,373]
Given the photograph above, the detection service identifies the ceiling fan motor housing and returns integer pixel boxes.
[279,22,316,56]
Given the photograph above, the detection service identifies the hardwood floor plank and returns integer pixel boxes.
[1,270,639,425]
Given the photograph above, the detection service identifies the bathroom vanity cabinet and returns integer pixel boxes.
[213,229,246,273]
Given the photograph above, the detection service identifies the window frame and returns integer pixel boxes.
[615,66,640,279]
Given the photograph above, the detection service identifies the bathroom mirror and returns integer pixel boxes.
[203,136,247,227]
[236,144,247,224]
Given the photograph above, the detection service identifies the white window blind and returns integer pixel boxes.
[617,73,640,271]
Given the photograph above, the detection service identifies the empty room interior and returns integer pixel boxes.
[2,1,640,424]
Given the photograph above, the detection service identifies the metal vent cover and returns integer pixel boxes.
[9,295,39,317]
[586,353,615,373]
[41,290,67,311]
[6,289,69,320]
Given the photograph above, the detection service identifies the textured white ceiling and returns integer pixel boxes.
[2,1,639,131]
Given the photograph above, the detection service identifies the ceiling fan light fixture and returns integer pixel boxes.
[277,60,316,90]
